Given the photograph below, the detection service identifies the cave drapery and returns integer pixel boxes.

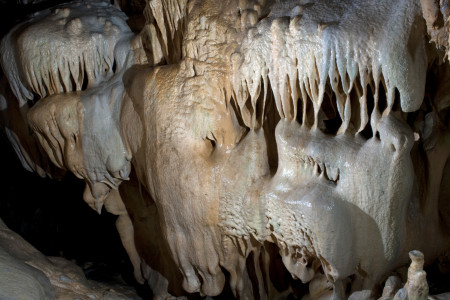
[1,0,450,299]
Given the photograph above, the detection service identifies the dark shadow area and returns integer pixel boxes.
[0,134,151,299]
[0,0,71,37]
[425,259,450,295]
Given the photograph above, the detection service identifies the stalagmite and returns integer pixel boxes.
[393,251,429,300]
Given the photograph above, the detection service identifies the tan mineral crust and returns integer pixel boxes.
[0,0,450,299]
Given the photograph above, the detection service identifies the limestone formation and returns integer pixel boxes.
[0,218,142,299]
[1,0,450,299]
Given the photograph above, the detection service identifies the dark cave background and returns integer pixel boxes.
[0,131,151,298]
[0,134,123,277]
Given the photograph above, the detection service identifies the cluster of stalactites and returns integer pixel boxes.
[0,0,132,107]
[231,0,426,134]
[141,0,187,65]
[420,0,450,55]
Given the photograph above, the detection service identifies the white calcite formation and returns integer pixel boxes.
[0,0,133,105]
[0,218,142,300]
[1,0,148,288]
[1,0,450,299]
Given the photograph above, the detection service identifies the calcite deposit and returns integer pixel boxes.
[1,0,450,299]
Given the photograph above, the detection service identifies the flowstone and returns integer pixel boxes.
[1,0,450,299]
